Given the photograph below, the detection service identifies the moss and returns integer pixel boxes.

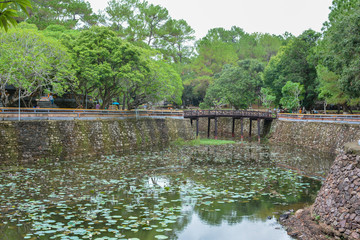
[172,137,236,146]
[0,123,19,162]
[133,120,143,147]
[47,121,63,158]
[76,120,91,154]
[101,121,113,154]
[117,120,129,147]
[0,118,195,162]
[152,119,162,145]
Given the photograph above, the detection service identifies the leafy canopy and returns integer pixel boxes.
[201,59,264,110]
[0,23,76,107]
[279,81,304,111]
[0,0,31,31]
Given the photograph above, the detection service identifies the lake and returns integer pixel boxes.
[0,142,334,240]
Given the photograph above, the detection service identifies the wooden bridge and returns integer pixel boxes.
[184,110,277,142]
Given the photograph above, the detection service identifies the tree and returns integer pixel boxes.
[263,30,320,108]
[159,19,195,63]
[23,0,100,30]
[317,65,356,113]
[183,27,283,107]
[105,0,139,36]
[201,59,264,110]
[61,26,151,109]
[315,0,360,112]
[105,0,195,63]
[62,26,183,109]
[279,81,304,111]
[260,87,276,109]
[0,23,76,107]
[120,51,183,110]
[0,0,31,31]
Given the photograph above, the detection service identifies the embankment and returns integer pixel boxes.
[283,144,360,240]
[0,118,193,162]
[269,120,360,152]
[312,143,360,239]
[196,117,360,153]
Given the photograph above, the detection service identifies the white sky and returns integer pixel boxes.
[88,0,333,40]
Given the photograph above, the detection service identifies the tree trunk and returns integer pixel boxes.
[345,104,353,114]
[122,95,126,110]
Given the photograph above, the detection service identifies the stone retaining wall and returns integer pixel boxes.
[313,144,360,240]
[269,120,360,152]
[0,118,194,162]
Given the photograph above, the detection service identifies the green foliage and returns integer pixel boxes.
[187,27,284,107]
[260,87,276,109]
[62,26,150,109]
[62,26,182,109]
[201,59,264,110]
[279,81,305,111]
[172,138,236,146]
[263,30,320,108]
[317,65,345,105]
[0,0,31,31]
[43,24,79,39]
[0,24,76,107]
[105,0,195,63]
[315,0,360,110]
[23,0,100,30]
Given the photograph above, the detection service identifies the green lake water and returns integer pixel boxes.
[0,142,334,240]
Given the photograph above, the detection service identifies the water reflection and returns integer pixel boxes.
[177,215,291,240]
[0,142,334,240]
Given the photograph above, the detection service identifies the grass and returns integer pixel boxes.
[172,137,236,146]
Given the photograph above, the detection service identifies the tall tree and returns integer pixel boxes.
[62,26,182,109]
[105,0,195,62]
[200,59,264,110]
[61,26,150,108]
[0,23,76,107]
[159,19,195,63]
[263,29,320,108]
[105,0,139,36]
[23,0,100,29]
[315,0,360,110]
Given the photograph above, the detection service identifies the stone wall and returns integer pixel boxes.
[0,118,194,162]
[269,120,360,152]
[313,144,360,240]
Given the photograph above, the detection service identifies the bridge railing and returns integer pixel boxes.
[183,110,277,119]
[0,108,184,120]
[278,113,360,122]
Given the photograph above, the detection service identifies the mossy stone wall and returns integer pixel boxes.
[269,120,360,152]
[313,148,360,239]
[0,118,194,162]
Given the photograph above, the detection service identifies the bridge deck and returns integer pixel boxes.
[183,110,276,119]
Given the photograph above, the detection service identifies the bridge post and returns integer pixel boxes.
[208,118,211,138]
[196,118,199,137]
[214,117,218,139]
[257,118,261,143]
[232,118,235,138]
[249,119,252,137]
[240,118,244,141]
[190,118,193,126]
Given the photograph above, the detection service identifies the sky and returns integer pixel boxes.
[87,0,333,40]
